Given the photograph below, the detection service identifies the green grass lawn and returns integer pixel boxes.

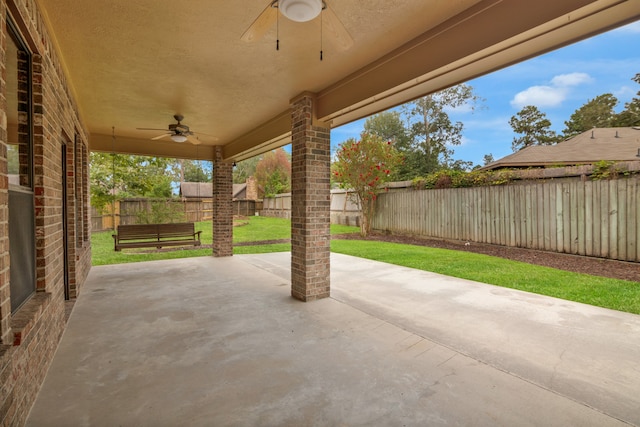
[331,239,640,315]
[92,216,640,314]
[92,216,359,266]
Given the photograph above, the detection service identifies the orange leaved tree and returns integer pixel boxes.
[255,148,291,197]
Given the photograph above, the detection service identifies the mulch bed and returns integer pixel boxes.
[333,233,640,283]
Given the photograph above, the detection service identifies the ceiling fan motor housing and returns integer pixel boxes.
[279,0,322,22]
[169,123,190,134]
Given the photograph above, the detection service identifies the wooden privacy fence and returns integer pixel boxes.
[261,189,362,226]
[91,198,260,232]
[184,199,213,222]
[372,176,640,262]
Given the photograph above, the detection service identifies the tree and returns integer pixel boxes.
[254,148,291,197]
[400,84,483,177]
[332,133,402,237]
[483,154,495,166]
[233,155,260,184]
[364,111,414,180]
[563,94,618,137]
[364,111,407,142]
[90,153,173,212]
[614,73,640,127]
[509,105,559,152]
[182,159,212,182]
[446,159,474,171]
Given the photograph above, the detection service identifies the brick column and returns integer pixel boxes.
[291,93,331,301]
[212,146,233,257]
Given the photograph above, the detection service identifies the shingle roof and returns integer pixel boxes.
[233,183,247,199]
[483,127,640,170]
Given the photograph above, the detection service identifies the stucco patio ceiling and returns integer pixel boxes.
[36,0,639,161]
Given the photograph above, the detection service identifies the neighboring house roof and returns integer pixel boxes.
[233,183,247,199]
[179,182,247,199]
[483,127,640,170]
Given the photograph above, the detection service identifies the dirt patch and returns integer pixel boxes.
[333,233,640,283]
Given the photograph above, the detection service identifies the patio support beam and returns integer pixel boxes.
[290,93,331,301]
[212,146,233,257]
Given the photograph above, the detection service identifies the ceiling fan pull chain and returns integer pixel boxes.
[276,6,280,51]
[319,7,323,60]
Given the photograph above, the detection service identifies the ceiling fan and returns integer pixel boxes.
[137,114,216,145]
[241,0,353,51]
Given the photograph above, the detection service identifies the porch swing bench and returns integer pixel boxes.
[112,223,202,251]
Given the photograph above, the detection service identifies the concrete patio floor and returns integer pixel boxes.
[27,253,640,426]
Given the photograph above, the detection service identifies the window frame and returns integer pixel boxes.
[6,15,36,313]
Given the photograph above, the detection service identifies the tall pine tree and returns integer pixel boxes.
[509,105,559,151]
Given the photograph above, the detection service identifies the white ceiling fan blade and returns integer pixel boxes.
[241,2,278,43]
[186,135,202,145]
[323,4,353,51]
[151,133,170,141]
[193,132,219,141]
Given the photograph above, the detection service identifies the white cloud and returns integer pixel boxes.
[511,85,567,108]
[615,85,636,100]
[550,72,593,87]
[510,72,593,109]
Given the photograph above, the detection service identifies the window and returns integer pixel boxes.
[6,20,32,189]
[75,136,83,245]
[82,144,89,242]
[74,136,89,245]
[7,16,36,312]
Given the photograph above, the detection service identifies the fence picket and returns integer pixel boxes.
[584,182,593,256]
[609,180,618,259]
[362,175,640,263]
[569,181,578,254]
[628,179,638,261]
[617,180,627,260]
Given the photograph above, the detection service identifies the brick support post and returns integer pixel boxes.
[213,146,233,257]
[290,93,331,301]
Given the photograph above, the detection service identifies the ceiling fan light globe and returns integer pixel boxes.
[279,0,322,22]
[171,134,188,143]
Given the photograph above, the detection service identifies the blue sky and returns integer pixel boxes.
[331,21,640,167]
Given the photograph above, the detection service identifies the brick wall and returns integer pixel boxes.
[245,175,258,201]
[212,146,233,257]
[290,94,331,301]
[0,0,92,425]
